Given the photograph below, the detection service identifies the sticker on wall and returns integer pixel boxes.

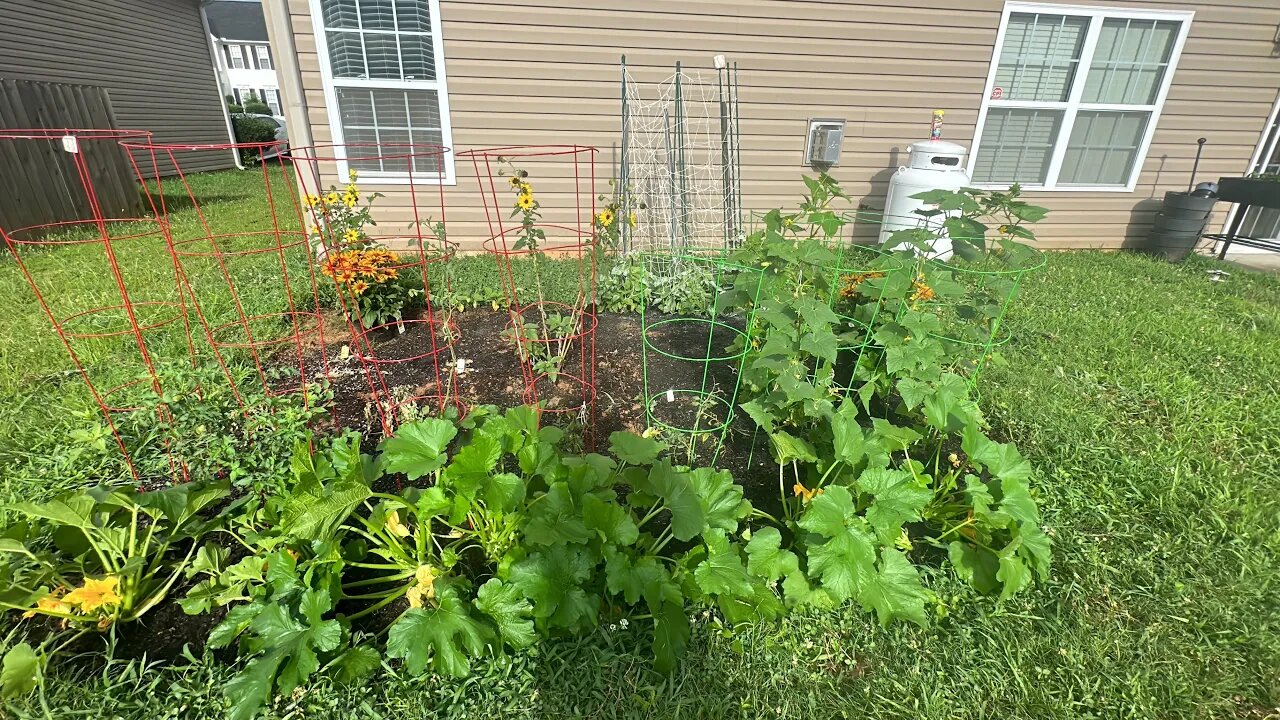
[991,87,1004,100]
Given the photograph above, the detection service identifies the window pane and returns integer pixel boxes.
[406,91,441,129]
[320,0,358,29]
[337,88,445,176]
[993,13,1088,101]
[972,108,1063,185]
[359,0,397,30]
[1083,19,1179,105]
[327,31,365,78]
[364,33,401,79]
[396,0,432,32]
[412,129,445,173]
[1059,110,1149,185]
[400,35,436,80]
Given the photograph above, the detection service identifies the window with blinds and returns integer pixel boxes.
[314,0,453,182]
[971,5,1190,190]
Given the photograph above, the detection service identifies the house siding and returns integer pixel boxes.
[0,0,234,174]
[268,0,1280,250]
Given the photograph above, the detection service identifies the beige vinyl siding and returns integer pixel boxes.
[271,0,1280,250]
[0,0,235,175]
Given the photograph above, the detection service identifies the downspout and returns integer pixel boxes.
[199,1,245,169]
[263,0,314,151]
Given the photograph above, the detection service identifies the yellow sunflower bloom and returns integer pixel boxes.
[343,229,360,245]
[346,183,360,197]
[597,209,615,227]
[304,194,321,208]
[348,168,359,182]
[351,280,370,295]
[342,192,358,208]
[63,576,121,614]
[508,176,523,187]
[324,191,340,205]
[516,193,535,211]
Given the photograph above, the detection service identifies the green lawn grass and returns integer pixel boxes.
[2,169,1278,718]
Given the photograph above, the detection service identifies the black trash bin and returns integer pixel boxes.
[1146,190,1217,262]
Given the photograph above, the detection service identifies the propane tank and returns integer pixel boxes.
[879,112,971,259]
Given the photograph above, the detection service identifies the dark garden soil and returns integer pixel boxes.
[304,308,782,504]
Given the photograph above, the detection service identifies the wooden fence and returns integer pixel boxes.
[0,79,143,234]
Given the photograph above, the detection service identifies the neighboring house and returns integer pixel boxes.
[0,0,235,174]
[264,0,1280,251]
[205,0,283,114]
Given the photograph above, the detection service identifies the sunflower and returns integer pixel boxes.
[304,194,321,208]
[516,193,535,211]
[351,280,370,295]
[348,168,359,182]
[62,576,121,614]
[346,183,360,197]
[597,209,615,227]
[343,228,360,245]
[342,192,358,208]
[508,176,523,187]
[324,191,340,205]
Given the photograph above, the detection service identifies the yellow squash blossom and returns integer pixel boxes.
[386,509,411,537]
[792,482,823,503]
[63,576,122,614]
[909,278,936,303]
[406,584,425,608]
[24,593,71,618]
[597,209,615,227]
[414,564,438,593]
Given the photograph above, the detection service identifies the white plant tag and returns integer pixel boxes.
[61,135,79,153]
[455,358,467,374]
[339,344,350,360]
[665,389,675,403]
[397,320,405,334]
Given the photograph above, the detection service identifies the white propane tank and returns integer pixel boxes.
[878,139,971,259]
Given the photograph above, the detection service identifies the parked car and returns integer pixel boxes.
[242,113,289,159]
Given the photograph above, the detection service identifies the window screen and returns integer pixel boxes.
[993,13,1088,102]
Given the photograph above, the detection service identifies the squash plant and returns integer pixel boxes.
[722,174,1051,603]
[0,481,229,697]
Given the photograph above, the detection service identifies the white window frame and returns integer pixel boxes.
[967,2,1194,192]
[228,43,246,70]
[264,88,282,115]
[255,44,273,70]
[308,0,456,185]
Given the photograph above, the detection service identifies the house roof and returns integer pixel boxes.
[204,0,268,42]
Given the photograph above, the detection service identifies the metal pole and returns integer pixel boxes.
[1189,137,1206,193]
[719,63,732,248]
[665,108,678,250]
[620,55,631,253]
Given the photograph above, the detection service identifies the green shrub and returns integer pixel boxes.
[230,114,279,164]
[240,91,271,115]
